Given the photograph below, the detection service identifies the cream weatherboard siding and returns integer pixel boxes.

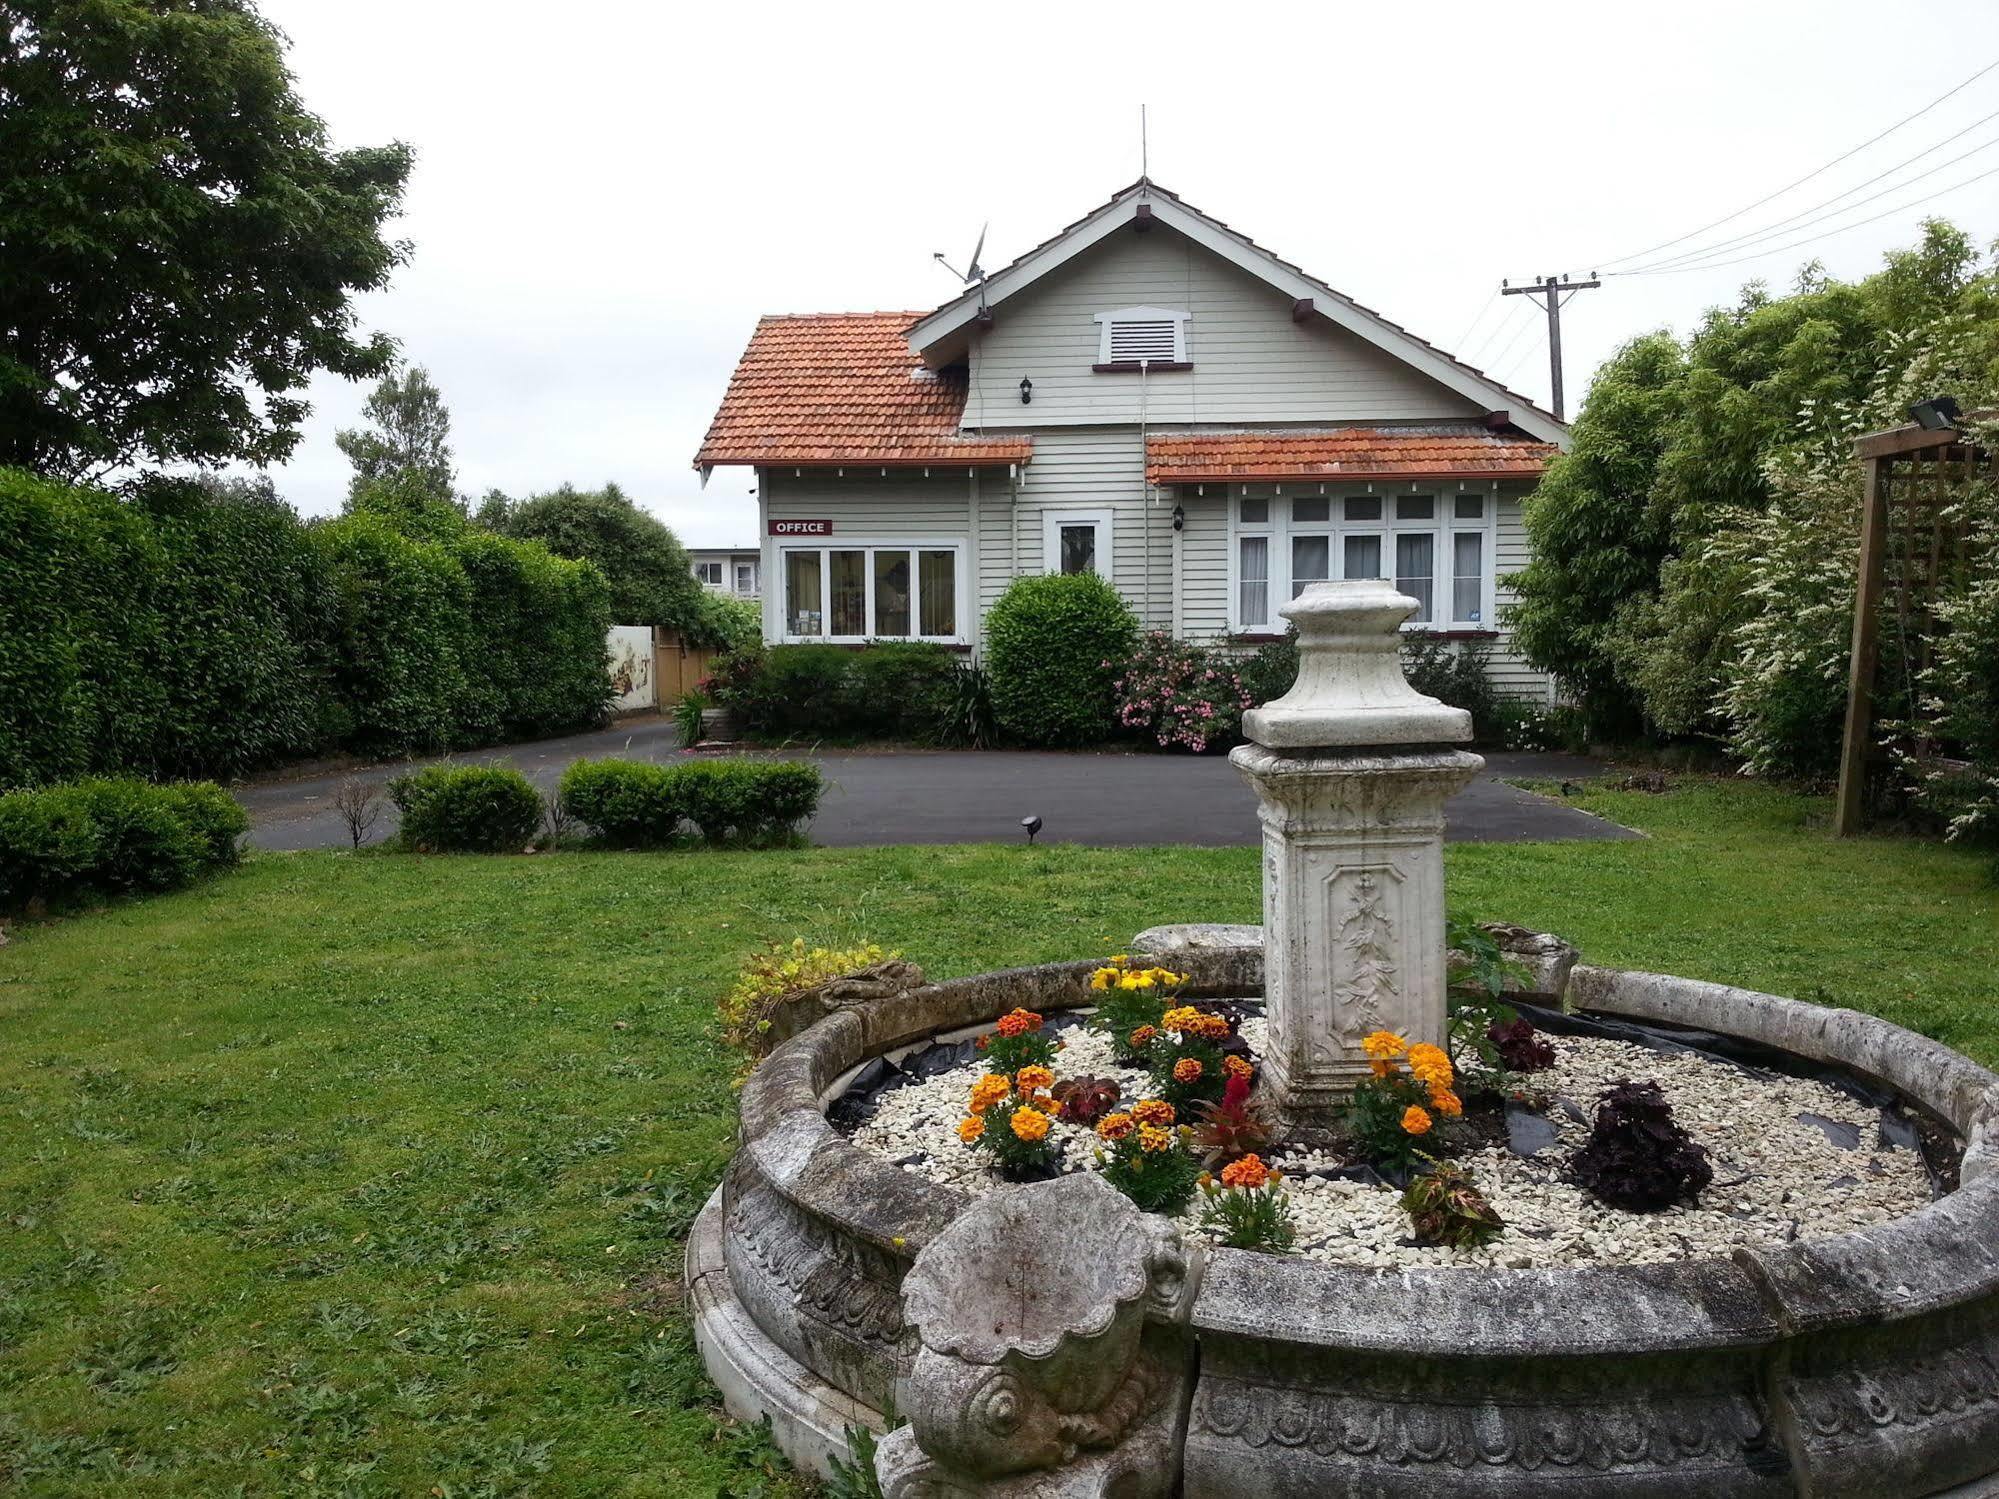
[960,226,1484,431]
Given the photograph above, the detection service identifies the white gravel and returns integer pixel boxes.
[843,1017,1938,1269]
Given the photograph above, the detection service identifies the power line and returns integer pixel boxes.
[1612,159,1999,277]
[1629,112,1999,273]
[1499,276,1602,420]
[1451,290,1500,354]
[1472,299,1538,371]
[1592,55,1999,271]
[1464,297,1533,365]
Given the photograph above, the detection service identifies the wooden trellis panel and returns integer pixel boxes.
[1835,418,1994,834]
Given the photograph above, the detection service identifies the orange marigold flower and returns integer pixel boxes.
[1129,1025,1157,1048]
[1197,1172,1215,1189]
[1172,1057,1204,1084]
[1223,1055,1254,1080]
[1407,1042,1453,1087]
[1220,1154,1270,1190]
[1138,1124,1171,1153]
[1096,1111,1136,1141]
[1362,1030,1408,1061]
[1160,1005,1202,1033]
[1429,1088,1463,1118]
[1130,1098,1175,1127]
[957,1115,986,1144]
[968,1074,1011,1113]
[1010,1107,1051,1142]
[1014,1065,1055,1094]
[994,1007,1043,1038]
[1189,1014,1231,1041]
[1369,1058,1395,1078]
[1401,1105,1433,1135]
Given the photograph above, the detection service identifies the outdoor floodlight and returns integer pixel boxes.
[1020,814,1043,843]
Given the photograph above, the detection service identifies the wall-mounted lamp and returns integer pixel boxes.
[1171,503,1185,532]
[1018,377,1033,405]
[1909,394,1960,431]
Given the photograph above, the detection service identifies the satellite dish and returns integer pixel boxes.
[932,221,990,286]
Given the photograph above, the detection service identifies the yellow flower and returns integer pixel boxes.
[1368,1058,1395,1078]
[1097,1112,1136,1141]
[1138,1124,1171,1153]
[957,1115,986,1144]
[1173,1058,1204,1084]
[1109,954,1129,965]
[1010,1107,1051,1143]
[968,1074,1011,1114]
[1015,1065,1055,1094]
[1362,1031,1408,1061]
[1089,968,1114,991]
[1130,1099,1175,1127]
[1117,972,1145,990]
[1429,1087,1463,1118]
[1401,1105,1433,1136]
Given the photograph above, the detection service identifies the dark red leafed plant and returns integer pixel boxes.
[1050,1075,1121,1126]
[1569,1080,1712,1212]
[1188,1071,1274,1168]
[1487,1017,1556,1072]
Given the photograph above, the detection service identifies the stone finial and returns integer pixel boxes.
[875,1173,1197,1498]
[1243,579,1472,750]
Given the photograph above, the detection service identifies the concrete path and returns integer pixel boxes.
[239,719,1632,851]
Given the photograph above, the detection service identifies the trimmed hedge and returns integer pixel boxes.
[0,467,614,787]
[388,766,543,853]
[984,573,1138,747]
[710,642,961,742]
[0,777,248,911]
[559,758,824,847]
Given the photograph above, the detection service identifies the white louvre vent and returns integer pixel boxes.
[1094,306,1188,365]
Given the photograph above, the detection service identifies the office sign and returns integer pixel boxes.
[769,519,832,537]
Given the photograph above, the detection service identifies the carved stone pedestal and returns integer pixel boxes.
[874,1173,1198,1498]
[1229,581,1481,1136]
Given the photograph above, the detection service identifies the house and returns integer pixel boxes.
[694,181,1568,698]
[689,546,762,601]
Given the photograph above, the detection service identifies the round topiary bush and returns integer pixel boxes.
[388,765,542,853]
[984,574,1138,747]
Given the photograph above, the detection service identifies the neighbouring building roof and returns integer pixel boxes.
[694,312,1034,471]
[1145,427,1560,484]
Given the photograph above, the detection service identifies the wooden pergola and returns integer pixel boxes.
[1834,408,1995,835]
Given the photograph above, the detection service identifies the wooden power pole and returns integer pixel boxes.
[1500,274,1601,421]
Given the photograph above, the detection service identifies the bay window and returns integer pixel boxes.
[1227,486,1496,632]
[779,542,963,643]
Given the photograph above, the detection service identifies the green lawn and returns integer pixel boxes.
[0,780,1993,1496]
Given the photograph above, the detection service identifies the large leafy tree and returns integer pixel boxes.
[484,483,714,638]
[336,364,455,502]
[1510,221,1999,735]
[0,0,412,481]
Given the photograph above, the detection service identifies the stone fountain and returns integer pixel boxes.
[686,581,1999,1498]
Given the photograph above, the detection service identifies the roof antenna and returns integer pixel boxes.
[932,222,988,286]
[1139,104,1150,192]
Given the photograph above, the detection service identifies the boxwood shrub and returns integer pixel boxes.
[0,777,248,911]
[559,758,824,847]
[388,766,543,853]
[710,642,960,742]
[558,759,689,847]
[984,573,1138,746]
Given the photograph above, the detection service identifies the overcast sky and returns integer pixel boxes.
[253,0,1999,545]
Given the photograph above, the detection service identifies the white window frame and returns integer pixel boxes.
[775,538,968,645]
[1092,306,1190,365]
[1042,508,1115,581]
[733,559,757,595]
[1222,484,1499,633]
[695,560,724,587]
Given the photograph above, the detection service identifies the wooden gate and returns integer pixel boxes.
[654,629,720,707]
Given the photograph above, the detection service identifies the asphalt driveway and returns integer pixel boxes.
[238,718,1633,851]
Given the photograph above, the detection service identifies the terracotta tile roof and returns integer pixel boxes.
[694,312,1032,469]
[1145,427,1559,484]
